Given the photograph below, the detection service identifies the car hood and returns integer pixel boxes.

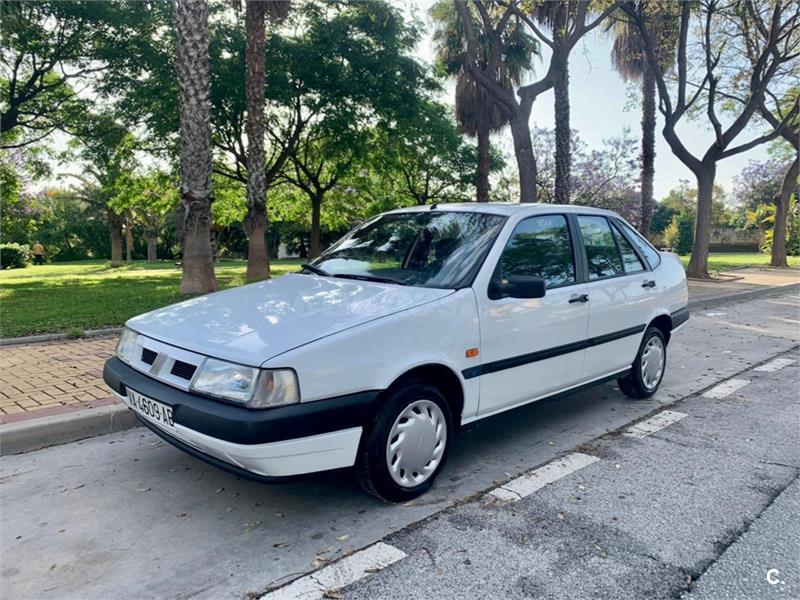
[127,273,453,366]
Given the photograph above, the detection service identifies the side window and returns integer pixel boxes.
[611,222,645,273]
[577,216,625,279]
[498,215,575,288]
[617,220,661,269]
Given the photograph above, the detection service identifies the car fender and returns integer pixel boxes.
[261,288,482,417]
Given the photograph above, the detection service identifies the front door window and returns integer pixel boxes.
[497,214,576,289]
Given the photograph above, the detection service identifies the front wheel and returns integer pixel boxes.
[355,383,452,502]
[618,326,667,399]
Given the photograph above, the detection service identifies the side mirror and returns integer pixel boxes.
[489,276,546,300]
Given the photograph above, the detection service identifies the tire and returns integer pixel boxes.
[355,382,453,502]
[617,326,667,400]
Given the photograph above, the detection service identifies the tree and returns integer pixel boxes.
[175,0,217,294]
[734,157,798,264]
[430,0,536,202]
[454,0,615,203]
[284,129,360,258]
[0,1,144,147]
[110,170,179,263]
[621,0,800,278]
[533,2,577,204]
[60,114,139,266]
[242,0,290,281]
[532,126,640,220]
[607,7,677,236]
[753,94,799,267]
[371,102,496,206]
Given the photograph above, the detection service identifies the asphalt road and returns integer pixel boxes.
[1,291,798,600]
[344,348,800,600]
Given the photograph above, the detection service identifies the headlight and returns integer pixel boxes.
[190,359,300,408]
[116,329,139,364]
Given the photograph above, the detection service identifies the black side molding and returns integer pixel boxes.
[670,306,690,329]
[462,324,646,380]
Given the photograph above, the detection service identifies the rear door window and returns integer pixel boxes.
[610,222,645,273]
[577,216,624,280]
[616,220,662,269]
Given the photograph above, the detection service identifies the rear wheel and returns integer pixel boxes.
[618,326,667,399]
[355,383,452,502]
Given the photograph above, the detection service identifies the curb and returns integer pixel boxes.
[1,282,797,456]
[0,327,122,347]
[0,404,139,456]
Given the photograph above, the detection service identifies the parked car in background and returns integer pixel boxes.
[104,204,689,501]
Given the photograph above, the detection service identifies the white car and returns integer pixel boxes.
[104,204,688,501]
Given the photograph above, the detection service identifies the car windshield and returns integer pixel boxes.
[310,210,507,289]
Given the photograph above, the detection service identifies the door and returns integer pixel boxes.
[475,214,589,416]
[576,215,655,379]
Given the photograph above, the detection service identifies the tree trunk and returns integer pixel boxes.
[771,156,798,268]
[476,125,490,202]
[553,62,571,204]
[175,0,217,295]
[686,168,715,279]
[108,210,123,267]
[146,233,158,264]
[125,223,133,264]
[245,210,269,279]
[639,67,657,236]
[509,109,537,203]
[309,194,322,259]
[244,0,270,282]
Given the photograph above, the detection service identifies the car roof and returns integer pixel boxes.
[384,202,621,219]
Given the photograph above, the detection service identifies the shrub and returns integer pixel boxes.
[663,213,695,255]
[0,243,31,269]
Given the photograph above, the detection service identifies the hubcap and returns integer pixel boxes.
[385,399,447,488]
[641,335,665,390]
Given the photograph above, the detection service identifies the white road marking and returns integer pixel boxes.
[487,452,600,502]
[754,358,796,372]
[262,542,406,600]
[702,378,751,399]
[623,410,687,439]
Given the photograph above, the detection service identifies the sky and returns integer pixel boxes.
[407,1,772,204]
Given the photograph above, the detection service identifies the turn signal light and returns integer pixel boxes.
[465,348,479,358]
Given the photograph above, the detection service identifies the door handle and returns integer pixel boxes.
[642,279,656,288]
[568,293,589,304]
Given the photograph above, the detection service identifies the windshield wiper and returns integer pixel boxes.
[333,273,407,286]
[300,263,331,277]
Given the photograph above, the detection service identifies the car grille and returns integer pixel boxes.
[141,347,158,365]
[170,360,197,381]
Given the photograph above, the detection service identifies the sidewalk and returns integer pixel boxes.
[687,265,800,305]
[0,266,797,450]
[0,337,117,423]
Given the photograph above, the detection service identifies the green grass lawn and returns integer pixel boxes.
[0,258,303,339]
[1,253,797,339]
[677,252,799,273]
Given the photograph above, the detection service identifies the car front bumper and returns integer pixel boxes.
[103,357,378,479]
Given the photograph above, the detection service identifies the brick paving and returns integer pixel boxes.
[0,337,117,424]
[0,266,797,426]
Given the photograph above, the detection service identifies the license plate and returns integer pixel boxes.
[126,389,175,431]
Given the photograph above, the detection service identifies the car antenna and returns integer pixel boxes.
[429,203,438,210]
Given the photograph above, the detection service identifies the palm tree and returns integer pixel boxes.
[243,0,290,281]
[608,11,676,236]
[431,1,536,202]
[175,0,217,294]
[535,1,574,205]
